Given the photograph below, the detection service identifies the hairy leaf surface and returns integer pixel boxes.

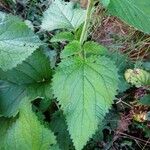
[107,51,131,92]
[52,56,118,150]
[83,41,108,56]
[50,111,73,150]
[60,40,81,58]
[101,0,110,7]
[51,31,74,42]
[41,0,86,31]
[143,62,150,71]
[0,50,52,117]
[139,94,150,106]
[0,12,41,71]
[125,69,150,87]
[0,100,56,150]
[107,0,150,33]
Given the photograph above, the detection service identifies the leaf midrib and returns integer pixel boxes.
[55,2,75,29]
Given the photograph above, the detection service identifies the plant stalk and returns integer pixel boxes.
[79,0,94,45]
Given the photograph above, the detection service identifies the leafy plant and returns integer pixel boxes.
[0,0,150,150]
[0,100,57,150]
[101,0,150,33]
[0,12,41,71]
[125,68,150,87]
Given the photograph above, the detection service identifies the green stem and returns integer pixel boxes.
[79,0,94,45]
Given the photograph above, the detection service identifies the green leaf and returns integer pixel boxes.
[0,50,52,117]
[0,100,56,150]
[39,98,53,112]
[143,62,150,71]
[107,51,131,92]
[52,56,118,150]
[41,0,86,31]
[125,69,150,87]
[135,122,150,138]
[60,40,81,58]
[0,12,41,71]
[50,111,74,150]
[51,144,61,150]
[107,0,150,33]
[101,0,110,7]
[74,24,83,41]
[139,94,150,106]
[51,31,74,42]
[83,41,108,56]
